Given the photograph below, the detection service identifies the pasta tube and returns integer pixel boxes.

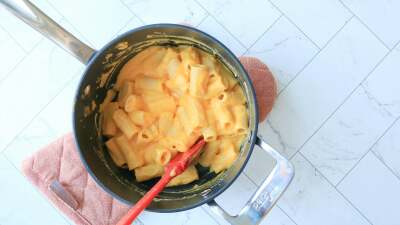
[137,124,159,144]
[143,145,172,165]
[205,75,227,99]
[105,138,126,167]
[135,77,164,93]
[165,73,188,96]
[189,64,209,97]
[134,164,164,182]
[181,95,207,133]
[112,109,139,139]
[199,140,219,167]
[124,95,145,112]
[167,165,199,187]
[158,112,174,136]
[200,51,219,75]
[210,141,238,173]
[102,102,119,137]
[219,66,237,90]
[141,47,167,78]
[155,48,180,78]
[100,89,116,112]
[201,127,217,142]
[180,46,201,74]
[230,85,246,105]
[116,46,159,88]
[142,92,176,115]
[117,81,134,107]
[212,101,233,131]
[232,105,248,135]
[115,135,144,170]
[128,110,155,127]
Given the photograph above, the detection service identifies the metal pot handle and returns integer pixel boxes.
[208,136,294,225]
[1,0,95,64]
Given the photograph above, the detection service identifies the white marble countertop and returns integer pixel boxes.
[1,0,400,225]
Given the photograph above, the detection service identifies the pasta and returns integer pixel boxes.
[210,140,238,173]
[180,46,201,74]
[134,164,164,182]
[201,127,217,142]
[166,165,199,187]
[142,92,176,115]
[232,105,248,134]
[189,64,209,97]
[135,77,164,93]
[124,94,145,112]
[100,89,116,112]
[156,48,180,78]
[143,144,172,165]
[205,75,227,99]
[102,102,119,137]
[114,135,144,170]
[128,110,155,127]
[116,46,159,88]
[101,46,249,186]
[112,109,139,139]
[105,138,126,167]
[199,140,219,167]
[181,95,207,133]
[200,51,218,75]
[158,112,174,136]
[201,109,218,142]
[165,72,188,97]
[117,81,134,108]
[137,124,159,144]
[219,65,238,89]
[212,101,233,132]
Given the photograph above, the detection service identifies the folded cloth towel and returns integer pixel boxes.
[21,56,276,225]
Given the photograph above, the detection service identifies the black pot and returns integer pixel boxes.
[73,23,259,212]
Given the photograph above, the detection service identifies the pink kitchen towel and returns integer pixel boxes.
[21,56,277,225]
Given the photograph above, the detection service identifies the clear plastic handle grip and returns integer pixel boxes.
[208,136,294,225]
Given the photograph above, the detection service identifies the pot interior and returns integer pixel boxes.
[73,24,258,212]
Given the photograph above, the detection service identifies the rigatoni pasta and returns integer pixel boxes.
[189,64,209,97]
[210,139,238,173]
[134,164,164,182]
[114,134,144,170]
[101,46,249,186]
[158,112,174,136]
[143,144,171,166]
[117,81,134,107]
[199,140,219,167]
[124,94,145,112]
[166,165,199,187]
[128,110,155,127]
[102,102,119,137]
[112,109,139,139]
[232,105,248,134]
[105,138,126,167]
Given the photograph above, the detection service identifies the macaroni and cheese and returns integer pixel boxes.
[101,46,248,186]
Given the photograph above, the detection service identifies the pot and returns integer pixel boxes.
[2,1,294,224]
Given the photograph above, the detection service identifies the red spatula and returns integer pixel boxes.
[116,138,206,225]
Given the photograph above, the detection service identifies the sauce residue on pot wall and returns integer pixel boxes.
[83,85,91,98]
[98,68,112,88]
[83,100,97,118]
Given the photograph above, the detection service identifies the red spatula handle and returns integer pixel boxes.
[116,138,205,225]
[116,174,171,225]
